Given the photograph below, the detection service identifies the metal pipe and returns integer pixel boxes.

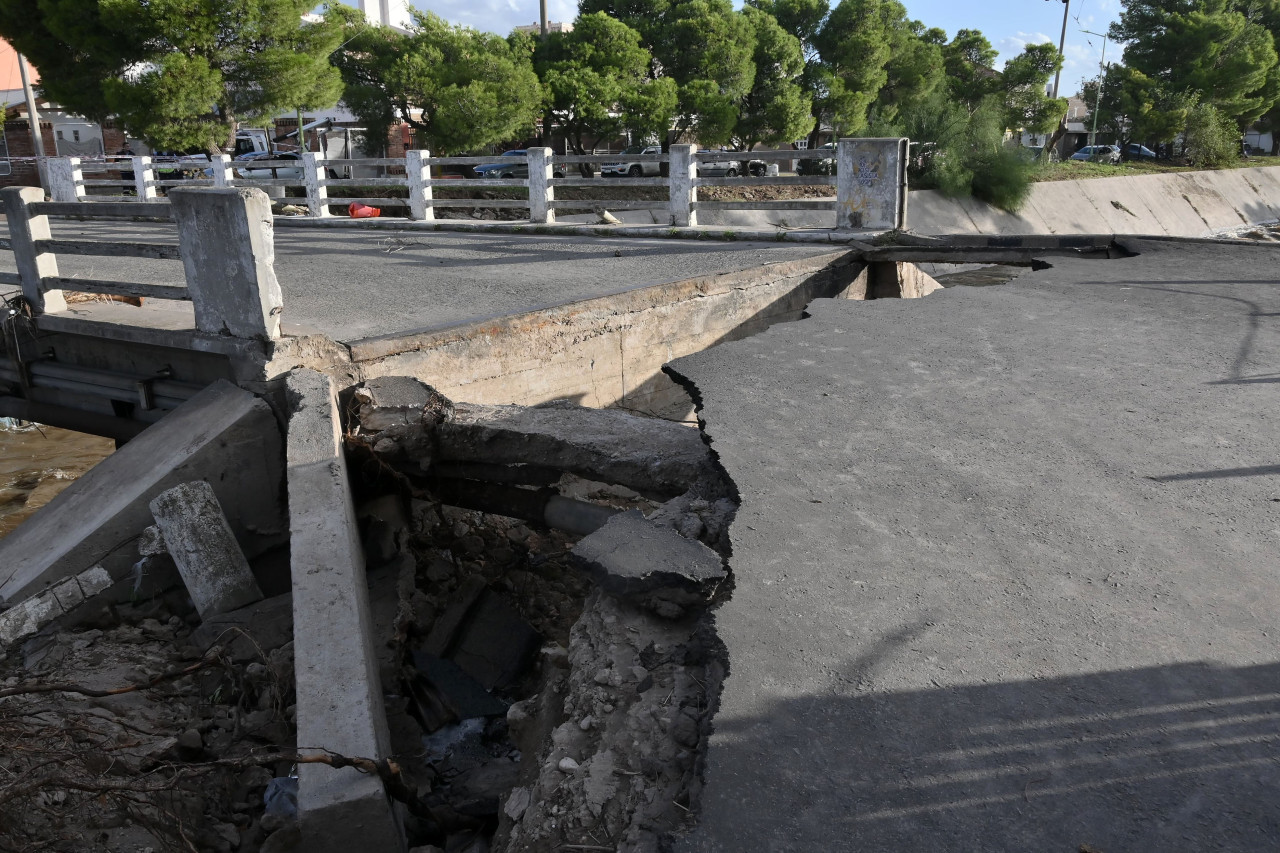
[16,52,47,191]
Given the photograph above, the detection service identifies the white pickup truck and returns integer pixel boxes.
[601,145,663,177]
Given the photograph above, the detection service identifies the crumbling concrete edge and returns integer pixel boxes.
[285,368,405,852]
[0,566,113,647]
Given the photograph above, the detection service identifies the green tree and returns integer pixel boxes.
[0,0,345,153]
[734,6,813,148]
[872,17,946,126]
[1082,64,1194,149]
[941,29,1001,113]
[661,0,758,144]
[813,0,895,135]
[535,13,677,154]
[334,10,541,154]
[1000,42,1065,136]
[1111,0,1280,124]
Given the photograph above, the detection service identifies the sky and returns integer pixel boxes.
[399,0,1123,97]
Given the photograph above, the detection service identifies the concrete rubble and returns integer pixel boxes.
[0,367,738,853]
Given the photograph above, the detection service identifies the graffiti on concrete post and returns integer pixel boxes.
[836,138,908,231]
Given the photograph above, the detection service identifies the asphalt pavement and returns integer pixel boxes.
[668,238,1280,852]
[26,221,836,343]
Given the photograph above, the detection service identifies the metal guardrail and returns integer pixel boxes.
[39,139,910,230]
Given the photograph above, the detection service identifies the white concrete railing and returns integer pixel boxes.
[0,186,283,339]
[43,138,910,231]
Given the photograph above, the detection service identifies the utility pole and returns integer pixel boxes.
[16,51,48,191]
[540,0,547,37]
[1081,29,1109,148]
[1048,0,1070,99]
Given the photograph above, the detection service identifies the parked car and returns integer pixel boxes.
[232,151,304,180]
[472,150,527,178]
[1070,145,1122,164]
[796,143,836,176]
[601,145,663,177]
[1124,143,1158,161]
[697,151,744,177]
[480,154,568,179]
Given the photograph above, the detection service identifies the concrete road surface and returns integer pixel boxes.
[23,222,836,343]
[668,238,1280,852]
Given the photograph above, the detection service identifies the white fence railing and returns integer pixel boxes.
[40,138,909,231]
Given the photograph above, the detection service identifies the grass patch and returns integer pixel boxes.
[1034,154,1276,183]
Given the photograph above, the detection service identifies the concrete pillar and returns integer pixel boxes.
[168,187,284,340]
[210,154,234,188]
[48,157,85,203]
[406,149,434,221]
[132,155,157,200]
[148,481,264,619]
[0,186,67,314]
[836,137,908,231]
[302,152,330,218]
[669,144,696,227]
[528,147,554,224]
[286,368,404,852]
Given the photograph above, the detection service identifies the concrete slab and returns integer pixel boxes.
[667,239,1280,851]
[0,380,285,604]
[285,368,403,852]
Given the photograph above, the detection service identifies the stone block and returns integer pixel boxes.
[438,400,723,501]
[286,368,404,852]
[0,593,62,646]
[50,577,85,612]
[76,566,113,597]
[0,380,286,606]
[571,509,726,618]
[149,481,264,619]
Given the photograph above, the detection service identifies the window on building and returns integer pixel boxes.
[73,130,81,142]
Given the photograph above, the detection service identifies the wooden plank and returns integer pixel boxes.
[43,277,190,300]
[36,239,182,260]
[32,201,173,219]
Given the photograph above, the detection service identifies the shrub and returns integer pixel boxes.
[1184,103,1240,169]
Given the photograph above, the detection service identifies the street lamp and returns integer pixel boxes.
[1081,29,1109,148]
[1047,0,1070,100]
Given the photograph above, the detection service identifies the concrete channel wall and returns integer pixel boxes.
[351,251,872,420]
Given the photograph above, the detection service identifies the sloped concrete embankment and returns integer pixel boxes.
[627,165,1280,236]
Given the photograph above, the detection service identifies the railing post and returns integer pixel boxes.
[669,144,696,227]
[528,147,554,224]
[210,154,234,188]
[836,137,908,230]
[48,157,85,203]
[132,155,157,200]
[0,186,67,314]
[302,152,329,218]
[406,150,433,221]
[168,187,284,340]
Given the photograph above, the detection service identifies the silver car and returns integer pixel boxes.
[1069,145,1121,164]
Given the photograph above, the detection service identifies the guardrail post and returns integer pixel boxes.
[528,147,554,224]
[132,155,157,200]
[168,188,284,340]
[836,137,908,230]
[0,186,67,314]
[669,144,696,227]
[48,157,85,203]
[406,150,433,221]
[210,154,234,188]
[302,152,329,218]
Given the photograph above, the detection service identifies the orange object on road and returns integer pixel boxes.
[349,203,381,218]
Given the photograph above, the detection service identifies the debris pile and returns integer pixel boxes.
[0,373,739,852]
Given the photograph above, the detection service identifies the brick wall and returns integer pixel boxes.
[1,119,58,189]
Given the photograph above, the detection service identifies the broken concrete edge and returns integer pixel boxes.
[343,249,859,363]
[570,510,728,619]
[0,565,112,647]
[284,367,405,852]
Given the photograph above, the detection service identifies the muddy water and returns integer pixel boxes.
[0,422,114,539]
